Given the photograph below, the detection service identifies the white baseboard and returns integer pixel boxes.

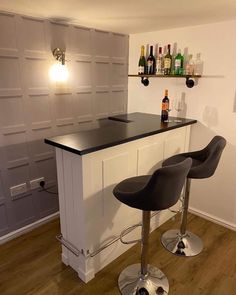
[189,207,236,232]
[0,212,59,245]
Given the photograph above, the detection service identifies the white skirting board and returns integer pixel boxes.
[189,207,236,232]
[0,212,59,245]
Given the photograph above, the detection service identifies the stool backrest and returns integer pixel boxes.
[190,135,226,178]
[141,158,192,211]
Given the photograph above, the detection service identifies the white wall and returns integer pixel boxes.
[128,20,236,229]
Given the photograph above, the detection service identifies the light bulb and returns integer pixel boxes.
[49,63,69,82]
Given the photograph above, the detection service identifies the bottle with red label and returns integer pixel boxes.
[161,89,169,122]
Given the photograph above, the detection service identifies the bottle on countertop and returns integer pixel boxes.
[147,45,156,75]
[156,47,164,74]
[185,54,194,75]
[138,45,146,75]
[164,44,172,75]
[161,89,170,122]
[174,49,184,75]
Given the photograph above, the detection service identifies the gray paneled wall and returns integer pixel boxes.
[0,11,129,237]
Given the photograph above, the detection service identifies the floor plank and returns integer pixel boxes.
[0,213,236,295]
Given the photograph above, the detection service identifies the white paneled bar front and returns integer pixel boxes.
[55,125,191,282]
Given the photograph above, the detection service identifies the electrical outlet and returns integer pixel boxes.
[10,183,27,198]
[30,177,45,190]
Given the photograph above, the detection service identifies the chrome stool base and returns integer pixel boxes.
[118,263,169,295]
[161,229,203,257]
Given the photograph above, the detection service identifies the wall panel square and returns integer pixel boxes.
[37,190,59,218]
[35,158,57,183]
[0,96,25,128]
[72,27,91,55]
[7,164,30,188]
[54,93,73,120]
[29,95,51,127]
[22,18,46,52]
[75,92,93,121]
[25,59,49,89]
[4,137,28,164]
[30,128,54,157]
[94,30,110,57]
[0,57,20,89]
[0,13,17,50]
[74,61,92,87]
[111,34,126,58]
[95,62,110,86]
[110,90,126,114]
[12,194,35,227]
[94,91,109,118]
[112,63,126,86]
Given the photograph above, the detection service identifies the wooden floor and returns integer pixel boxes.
[0,213,236,295]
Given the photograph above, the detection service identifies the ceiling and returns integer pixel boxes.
[0,0,236,34]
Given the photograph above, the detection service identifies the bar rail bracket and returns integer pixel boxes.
[56,211,162,258]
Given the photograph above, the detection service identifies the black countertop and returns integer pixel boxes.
[45,113,197,155]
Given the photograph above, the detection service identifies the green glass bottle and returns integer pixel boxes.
[174,49,184,75]
[138,45,146,75]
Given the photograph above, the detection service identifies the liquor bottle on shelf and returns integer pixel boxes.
[185,54,194,75]
[138,45,146,75]
[156,47,164,74]
[174,49,184,75]
[161,89,170,122]
[164,44,172,75]
[147,45,156,75]
[194,53,203,75]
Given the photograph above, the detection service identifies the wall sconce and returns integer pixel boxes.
[49,48,69,82]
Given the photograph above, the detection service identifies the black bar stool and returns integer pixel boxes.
[113,158,192,295]
[161,136,226,257]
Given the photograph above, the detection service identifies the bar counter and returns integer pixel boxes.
[45,112,197,283]
[45,112,197,155]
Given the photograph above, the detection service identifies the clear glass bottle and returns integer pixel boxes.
[194,53,202,75]
[185,54,194,75]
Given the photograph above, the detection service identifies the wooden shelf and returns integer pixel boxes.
[128,74,201,87]
[128,74,201,78]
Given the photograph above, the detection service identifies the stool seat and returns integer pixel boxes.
[114,175,151,197]
[114,159,192,211]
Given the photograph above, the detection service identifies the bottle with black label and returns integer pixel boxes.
[161,89,169,122]
[138,45,146,75]
[164,44,172,75]
[147,45,156,74]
